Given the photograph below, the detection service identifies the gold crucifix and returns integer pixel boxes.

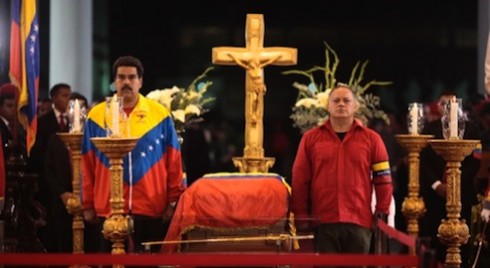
[212,14,297,173]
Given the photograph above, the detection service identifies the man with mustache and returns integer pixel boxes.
[81,56,184,253]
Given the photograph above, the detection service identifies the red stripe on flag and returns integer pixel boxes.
[9,0,21,90]
[9,0,39,156]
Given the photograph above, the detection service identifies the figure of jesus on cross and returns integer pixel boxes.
[213,14,297,173]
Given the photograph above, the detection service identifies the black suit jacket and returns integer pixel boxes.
[44,134,72,196]
[28,110,68,208]
[0,119,12,162]
[29,111,67,173]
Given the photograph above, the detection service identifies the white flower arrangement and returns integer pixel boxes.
[283,42,392,133]
[146,67,215,132]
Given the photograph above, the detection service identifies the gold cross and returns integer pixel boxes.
[212,14,297,173]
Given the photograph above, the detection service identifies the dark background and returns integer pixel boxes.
[0,0,482,177]
[104,0,479,116]
[104,0,481,178]
[0,0,479,119]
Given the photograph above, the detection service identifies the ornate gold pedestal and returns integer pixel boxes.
[429,139,479,268]
[395,134,433,256]
[91,137,138,265]
[58,133,85,259]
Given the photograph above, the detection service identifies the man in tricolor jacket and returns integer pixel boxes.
[81,56,184,252]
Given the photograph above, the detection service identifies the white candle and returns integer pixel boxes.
[449,97,458,138]
[409,103,418,135]
[73,99,81,132]
[111,96,119,136]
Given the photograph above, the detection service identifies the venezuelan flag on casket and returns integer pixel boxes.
[162,172,295,252]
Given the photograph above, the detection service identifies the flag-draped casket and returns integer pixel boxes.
[162,173,296,252]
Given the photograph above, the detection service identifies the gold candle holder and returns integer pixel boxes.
[395,134,433,256]
[91,137,138,261]
[58,133,84,257]
[428,139,479,268]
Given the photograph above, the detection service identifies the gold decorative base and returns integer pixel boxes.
[429,139,480,268]
[395,134,433,257]
[232,156,275,173]
[65,195,82,215]
[437,219,470,268]
[91,137,139,260]
[102,214,130,255]
[401,196,425,235]
[58,133,85,255]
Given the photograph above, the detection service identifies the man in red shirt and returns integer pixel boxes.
[292,84,393,253]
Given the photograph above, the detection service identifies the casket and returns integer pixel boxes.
[162,173,295,253]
